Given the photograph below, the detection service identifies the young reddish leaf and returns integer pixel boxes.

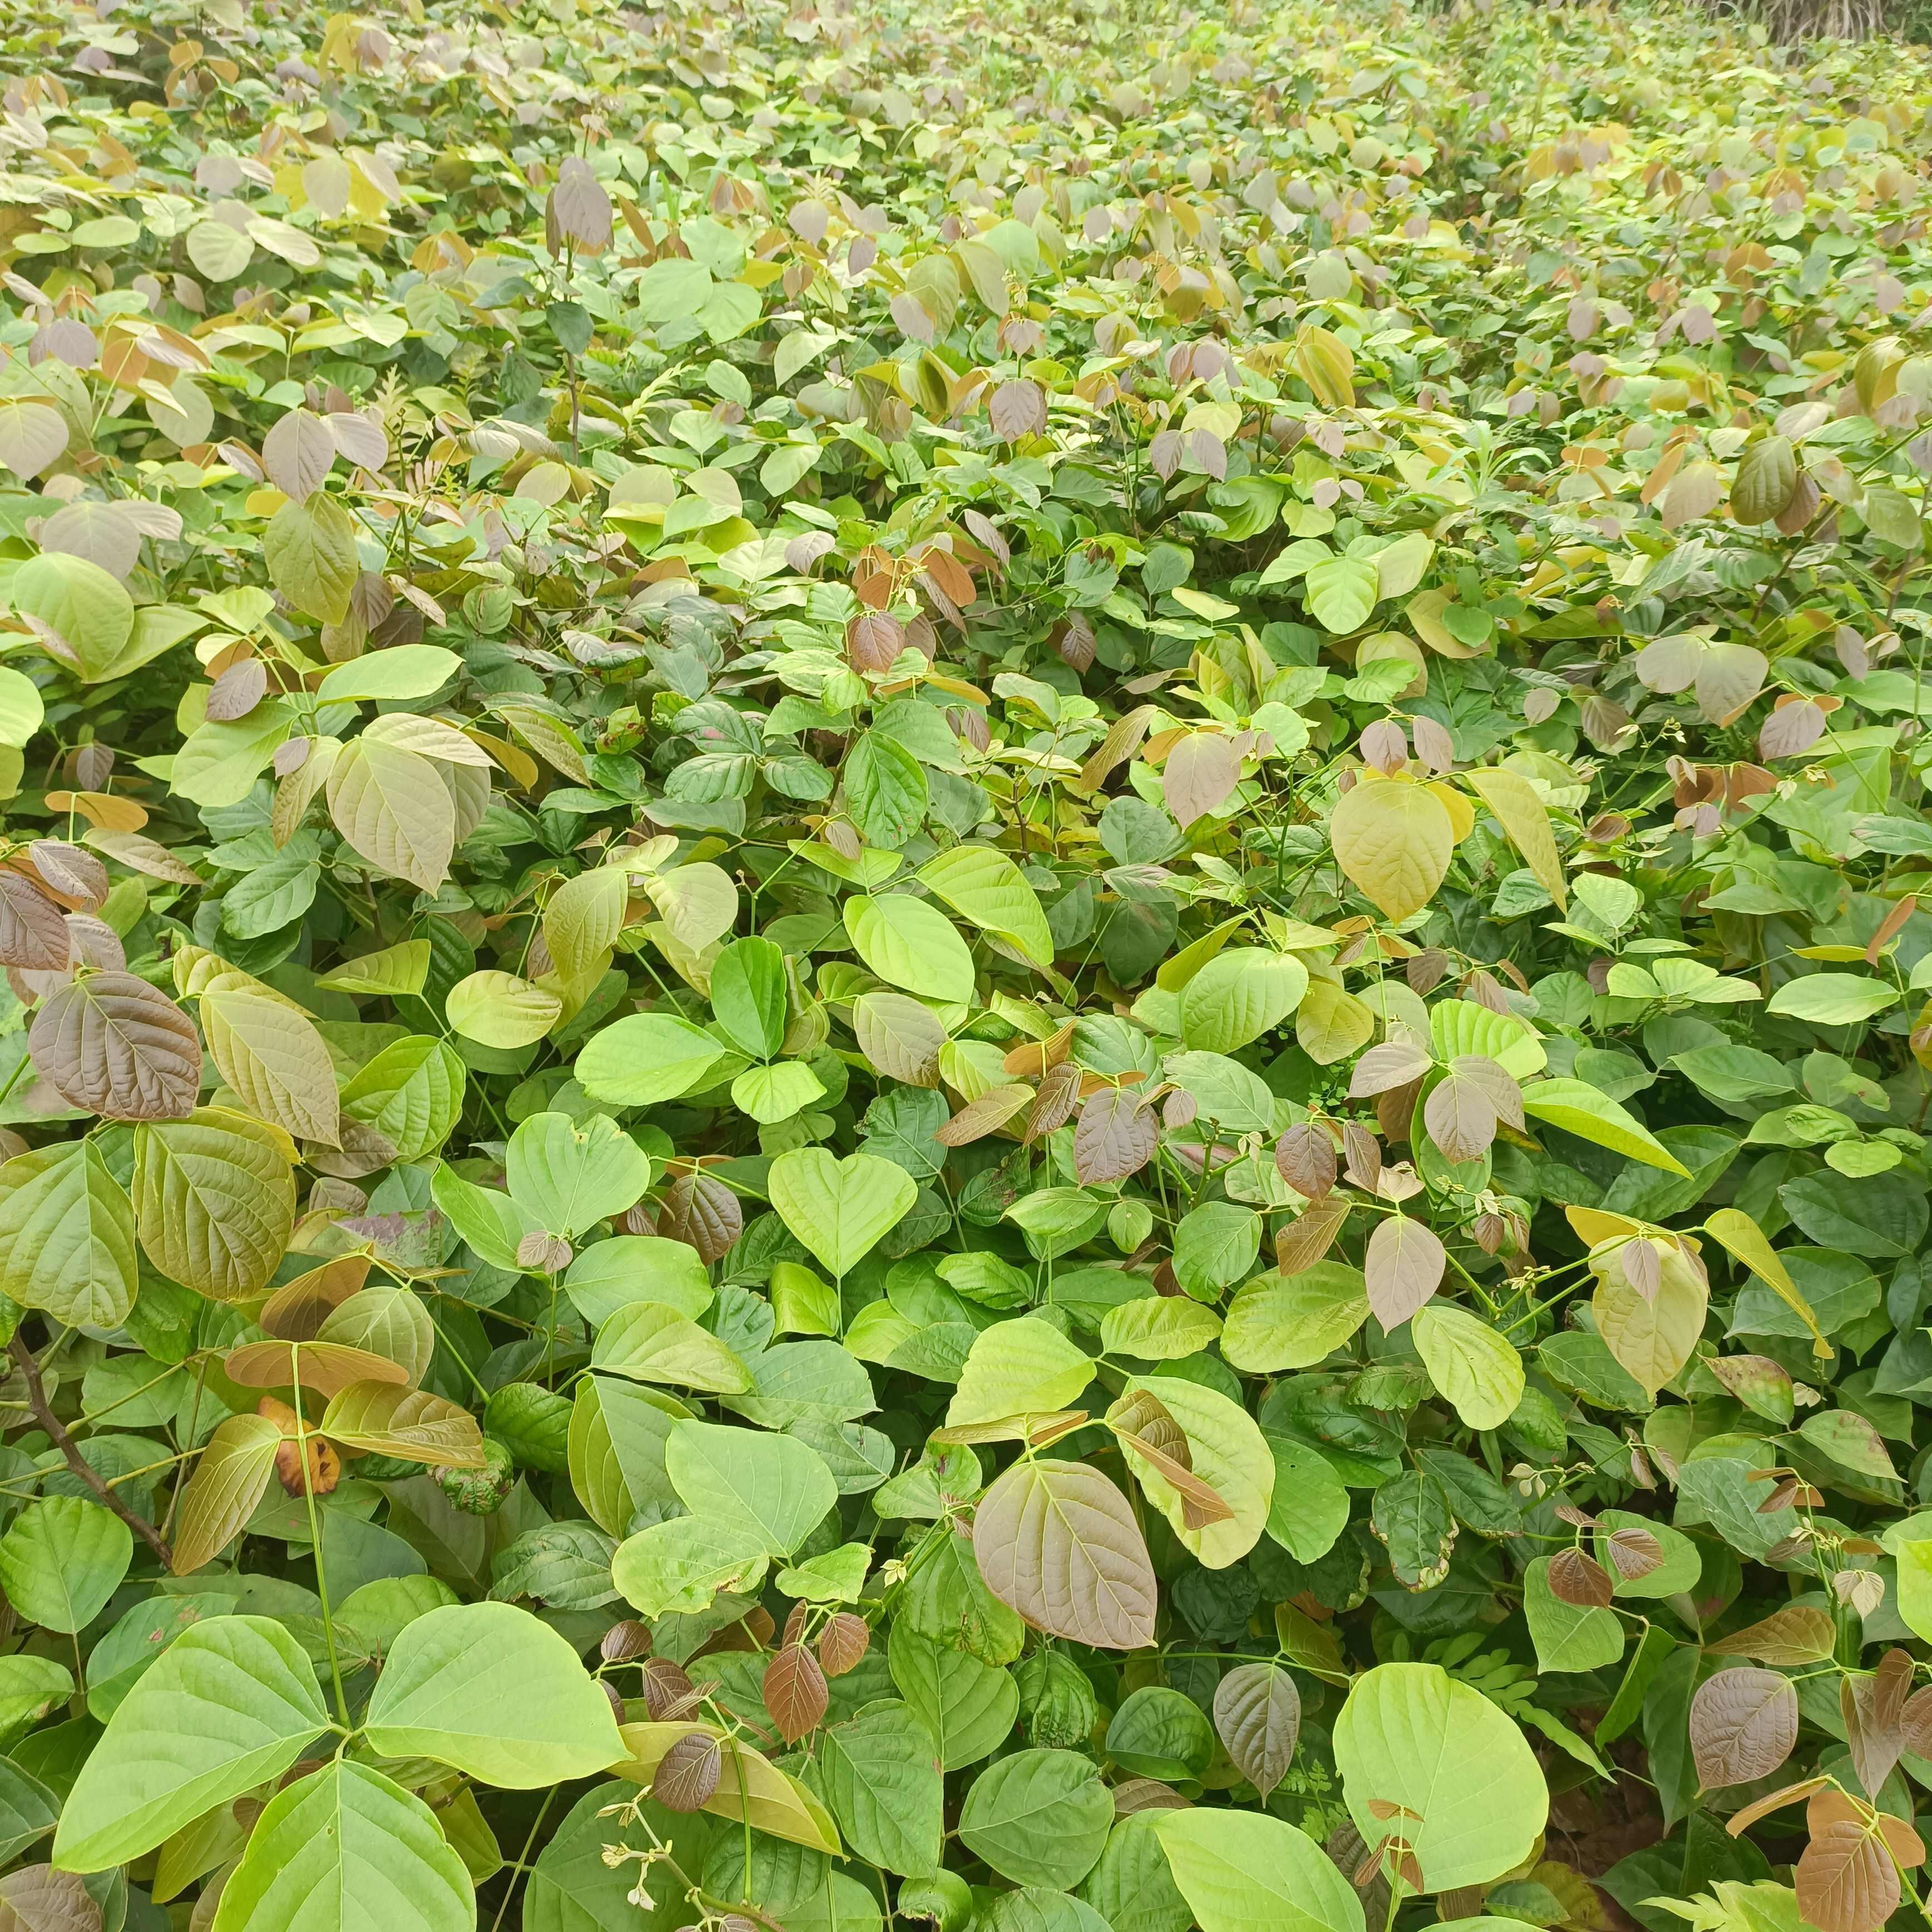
[1690,1667,1799,1790]
[1712,1605,1838,1667]
[1364,1217,1445,1332]
[1213,1662,1301,1800]
[1843,1648,1914,1798]
[973,1457,1156,1649]
[653,1731,722,1812]
[1274,1121,1337,1199]
[1605,1524,1664,1581]
[818,1613,870,1678]
[1546,1547,1614,1609]
[762,1644,827,1743]
[1797,1793,1905,1932]
[1073,1087,1157,1184]
[1277,1197,1351,1275]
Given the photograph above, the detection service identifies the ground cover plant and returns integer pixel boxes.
[7,0,1932,1928]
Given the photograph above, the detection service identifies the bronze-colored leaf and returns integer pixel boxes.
[846,610,905,672]
[225,1339,411,1399]
[937,1083,1034,1146]
[641,1658,699,1721]
[0,1864,102,1932]
[1843,1647,1913,1798]
[1422,1071,1497,1165]
[1690,1666,1798,1790]
[1213,1661,1301,1800]
[819,1612,870,1678]
[1342,1121,1381,1189]
[1605,1524,1664,1581]
[0,875,70,972]
[1546,1547,1614,1609]
[1796,1792,1903,1932]
[1276,1197,1351,1275]
[973,1456,1157,1649]
[28,970,201,1121]
[601,1620,652,1663]
[653,1730,722,1812]
[259,1255,374,1341]
[1105,1389,1231,1530]
[1712,1604,1838,1667]
[1073,1087,1158,1185]
[26,842,107,910]
[1107,1388,1191,1468]
[1024,1061,1083,1141]
[763,1643,828,1743]
[1620,1238,1660,1301]
[988,377,1047,440]
[515,1230,573,1273]
[1904,1685,1932,1766]
[657,1172,742,1263]
[1363,1216,1445,1332]
[1348,1041,1432,1100]
[170,1412,283,1576]
[205,657,269,723]
[1275,1121,1337,1199]
[1725,1776,1830,1839]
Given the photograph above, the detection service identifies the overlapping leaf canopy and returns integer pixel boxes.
[1,0,1932,1928]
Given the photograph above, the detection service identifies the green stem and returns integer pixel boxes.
[290,1350,351,1728]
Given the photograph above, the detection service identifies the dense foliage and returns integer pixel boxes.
[8,0,1932,1929]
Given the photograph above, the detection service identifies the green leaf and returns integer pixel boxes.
[523,1782,711,1932]
[264,495,359,623]
[0,1142,137,1329]
[1329,780,1452,920]
[1765,973,1901,1025]
[54,1615,327,1872]
[1154,1810,1365,1932]
[506,1111,652,1238]
[1263,1433,1351,1562]
[769,1147,917,1276]
[959,1748,1114,1890]
[11,551,133,682]
[664,1419,835,1555]
[172,706,294,809]
[918,846,1055,968]
[845,894,977,1001]
[948,1318,1094,1428]
[1412,1304,1524,1430]
[1332,1662,1547,1890]
[710,937,790,1059]
[812,1703,944,1876]
[0,1497,130,1636]
[575,1012,730,1106]
[590,1302,752,1392]
[0,1659,72,1742]
[846,732,930,849]
[210,1761,472,1932]
[1520,1078,1690,1175]
[315,645,463,704]
[362,1600,625,1787]
[610,1516,770,1618]
[1179,949,1309,1052]
[887,1625,1018,1770]
[1224,1264,1368,1373]
[0,1759,56,1865]
[1303,555,1379,633]
[130,1107,295,1302]
[1523,1556,1625,1673]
